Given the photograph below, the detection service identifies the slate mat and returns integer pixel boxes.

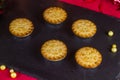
[0,0,120,80]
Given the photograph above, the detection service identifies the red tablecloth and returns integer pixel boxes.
[60,0,120,18]
[0,69,37,80]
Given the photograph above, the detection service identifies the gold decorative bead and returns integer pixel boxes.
[108,31,114,37]
[10,72,17,78]
[112,44,117,48]
[10,69,14,73]
[111,47,117,53]
[0,65,6,70]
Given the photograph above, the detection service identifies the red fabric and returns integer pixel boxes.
[60,0,101,12]
[99,0,120,18]
[60,0,120,18]
[0,69,37,80]
[114,0,120,4]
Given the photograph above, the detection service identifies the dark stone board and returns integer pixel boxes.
[0,0,120,80]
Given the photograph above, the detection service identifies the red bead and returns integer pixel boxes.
[113,0,120,10]
[114,0,120,4]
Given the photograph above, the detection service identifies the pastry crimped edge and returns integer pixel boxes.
[72,19,97,38]
[41,40,67,61]
[9,18,34,38]
[43,7,67,24]
[75,47,102,68]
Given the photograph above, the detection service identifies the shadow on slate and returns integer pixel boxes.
[0,0,120,80]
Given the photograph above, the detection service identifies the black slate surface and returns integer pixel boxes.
[0,0,120,80]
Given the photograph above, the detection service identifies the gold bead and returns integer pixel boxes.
[111,47,117,53]
[112,44,117,48]
[10,72,17,78]
[108,31,114,37]
[0,65,6,70]
[10,69,14,73]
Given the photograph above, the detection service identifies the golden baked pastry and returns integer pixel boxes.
[43,7,67,24]
[72,19,97,38]
[75,47,102,68]
[41,40,67,61]
[9,18,34,38]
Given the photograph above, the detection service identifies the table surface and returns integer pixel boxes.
[0,0,120,80]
